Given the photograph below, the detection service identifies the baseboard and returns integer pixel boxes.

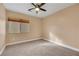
[44,39,79,52]
[6,37,42,46]
[0,45,6,55]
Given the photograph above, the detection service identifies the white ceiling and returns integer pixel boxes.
[3,3,75,18]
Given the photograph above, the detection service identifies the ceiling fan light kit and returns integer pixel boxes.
[35,8,40,11]
[28,3,46,14]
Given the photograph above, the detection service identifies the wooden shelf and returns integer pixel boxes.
[8,18,30,23]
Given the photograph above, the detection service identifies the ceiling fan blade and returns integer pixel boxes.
[28,8,35,11]
[32,3,36,7]
[40,8,46,11]
[39,3,45,7]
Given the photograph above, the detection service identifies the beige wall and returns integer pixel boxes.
[0,4,6,51]
[42,4,79,49]
[6,11,42,44]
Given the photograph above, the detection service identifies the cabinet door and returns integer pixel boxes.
[8,21,20,33]
[20,23,29,33]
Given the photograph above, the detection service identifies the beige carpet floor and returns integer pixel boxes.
[1,39,79,56]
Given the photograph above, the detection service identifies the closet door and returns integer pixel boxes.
[20,23,29,33]
[8,21,20,33]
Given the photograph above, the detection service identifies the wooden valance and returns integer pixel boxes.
[8,18,30,23]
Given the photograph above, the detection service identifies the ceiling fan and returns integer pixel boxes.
[28,3,46,14]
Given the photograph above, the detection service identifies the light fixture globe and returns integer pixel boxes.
[35,8,40,11]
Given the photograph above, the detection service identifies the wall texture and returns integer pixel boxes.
[42,4,79,49]
[0,4,6,51]
[6,11,42,44]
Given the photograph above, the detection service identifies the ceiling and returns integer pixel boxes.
[3,3,75,18]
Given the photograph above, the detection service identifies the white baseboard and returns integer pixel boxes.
[0,45,6,55]
[6,37,42,46]
[44,39,79,52]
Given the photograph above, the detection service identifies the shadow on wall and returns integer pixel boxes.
[48,32,64,45]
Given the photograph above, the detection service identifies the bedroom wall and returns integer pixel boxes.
[0,4,6,52]
[42,4,79,49]
[6,10,42,44]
